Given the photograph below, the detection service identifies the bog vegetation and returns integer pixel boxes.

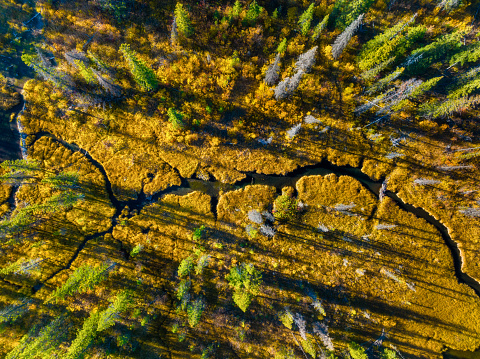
[1,0,480,358]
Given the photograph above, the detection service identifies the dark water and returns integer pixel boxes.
[0,100,24,161]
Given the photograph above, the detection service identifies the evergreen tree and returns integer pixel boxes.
[449,40,480,67]
[357,15,425,71]
[65,50,89,69]
[331,14,364,60]
[230,0,242,21]
[264,52,281,86]
[97,290,132,331]
[0,258,43,277]
[312,14,329,41]
[360,57,396,82]
[22,53,74,91]
[437,0,462,12]
[242,0,263,27]
[381,348,399,359]
[295,46,318,73]
[274,70,305,101]
[348,342,368,359]
[75,59,97,84]
[119,43,158,91]
[277,38,288,54]
[404,29,466,73]
[6,316,68,359]
[330,0,373,30]
[298,3,315,36]
[448,66,480,99]
[225,263,262,312]
[48,262,116,303]
[65,311,101,359]
[174,2,193,37]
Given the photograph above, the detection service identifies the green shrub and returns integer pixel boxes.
[225,263,262,312]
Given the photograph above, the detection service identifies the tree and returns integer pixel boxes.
[119,43,158,91]
[22,52,74,91]
[348,342,368,359]
[74,60,97,84]
[298,3,315,36]
[167,107,184,129]
[312,14,329,41]
[230,0,242,20]
[331,13,364,59]
[225,263,262,312]
[357,15,425,71]
[174,2,193,37]
[381,348,399,359]
[277,38,288,54]
[330,0,374,30]
[6,316,68,359]
[404,29,466,74]
[264,52,281,86]
[97,290,132,331]
[65,312,101,359]
[0,258,43,277]
[242,0,263,27]
[295,46,318,73]
[274,70,305,101]
[47,262,116,303]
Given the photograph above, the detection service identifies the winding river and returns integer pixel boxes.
[3,91,480,359]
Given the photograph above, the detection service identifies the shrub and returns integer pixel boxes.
[273,195,298,220]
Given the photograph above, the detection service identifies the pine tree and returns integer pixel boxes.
[277,38,288,54]
[448,66,480,99]
[331,14,364,60]
[404,29,466,74]
[187,298,204,327]
[119,43,158,91]
[264,52,281,86]
[231,0,242,18]
[298,3,315,36]
[357,15,425,71]
[97,290,132,331]
[65,50,89,68]
[167,107,184,130]
[0,258,43,277]
[242,0,263,27]
[65,311,101,359]
[6,316,68,359]
[330,0,374,30]
[48,262,116,303]
[449,40,480,67]
[74,60,96,84]
[312,14,329,41]
[22,53,74,91]
[295,46,318,73]
[348,342,368,359]
[174,2,193,37]
[274,70,305,101]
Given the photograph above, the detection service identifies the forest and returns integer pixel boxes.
[1,0,480,358]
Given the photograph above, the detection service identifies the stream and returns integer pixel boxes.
[3,92,480,359]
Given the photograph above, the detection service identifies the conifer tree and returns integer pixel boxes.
[97,290,132,331]
[6,316,68,359]
[295,46,318,73]
[298,3,315,36]
[119,43,158,91]
[331,14,364,59]
[277,38,288,54]
[48,262,116,303]
[242,0,263,27]
[449,40,480,67]
[74,60,96,84]
[330,0,373,30]
[312,14,329,41]
[65,311,101,359]
[404,29,466,73]
[448,66,480,99]
[174,2,193,37]
[264,52,281,86]
[0,258,43,277]
[231,0,242,19]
